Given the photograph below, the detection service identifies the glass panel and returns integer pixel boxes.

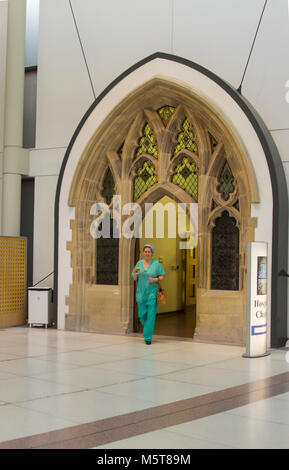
[158,105,175,127]
[97,218,119,285]
[133,160,158,201]
[217,161,235,201]
[257,256,267,295]
[211,211,239,290]
[102,168,115,205]
[136,123,158,159]
[174,118,198,155]
[171,157,198,201]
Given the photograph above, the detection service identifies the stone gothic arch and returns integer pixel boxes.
[55,54,288,347]
[64,79,259,344]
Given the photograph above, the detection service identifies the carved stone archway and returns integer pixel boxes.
[64,78,259,344]
[54,54,288,347]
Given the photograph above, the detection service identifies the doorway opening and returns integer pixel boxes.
[133,195,197,339]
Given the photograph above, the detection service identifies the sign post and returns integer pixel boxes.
[243,242,270,358]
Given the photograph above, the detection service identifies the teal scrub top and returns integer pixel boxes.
[132,259,165,304]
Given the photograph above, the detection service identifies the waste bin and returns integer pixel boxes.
[28,287,53,328]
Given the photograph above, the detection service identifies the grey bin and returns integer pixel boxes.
[28,287,53,328]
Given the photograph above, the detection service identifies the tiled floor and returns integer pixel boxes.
[0,326,289,448]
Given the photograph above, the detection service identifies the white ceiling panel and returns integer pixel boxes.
[36,0,95,149]
[172,0,265,88]
[242,0,289,130]
[70,0,173,98]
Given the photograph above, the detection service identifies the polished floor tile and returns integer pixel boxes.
[0,357,79,377]
[98,376,217,405]
[0,376,83,403]
[95,428,235,449]
[159,365,255,388]
[94,357,193,377]
[0,327,288,449]
[226,396,289,425]
[167,411,289,449]
[0,404,76,442]
[17,389,155,424]
[36,365,145,389]
[210,354,289,376]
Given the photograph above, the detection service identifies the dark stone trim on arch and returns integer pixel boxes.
[54,52,288,347]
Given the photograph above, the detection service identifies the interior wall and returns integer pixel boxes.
[0,1,8,236]
[139,196,185,314]
[33,175,57,289]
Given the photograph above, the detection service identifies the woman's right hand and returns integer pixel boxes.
[133,268,138,281]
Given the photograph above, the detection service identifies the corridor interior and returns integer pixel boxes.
[153,308,196,339]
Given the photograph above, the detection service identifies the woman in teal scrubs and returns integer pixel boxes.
[132,244,165,344]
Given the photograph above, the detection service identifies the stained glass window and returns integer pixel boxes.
[158,106,175,127]
[211,211,239,290]
[102,168,115,205]
[171,157,198,201]
[136,123,158,159]
[174,119,198,155]
[217,161,235,201]
[133,160,157,201]
[97,218,119,285]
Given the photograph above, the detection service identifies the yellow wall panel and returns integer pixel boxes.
[0,237,26,327]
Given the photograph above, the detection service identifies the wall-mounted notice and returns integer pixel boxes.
[243,242,270,358]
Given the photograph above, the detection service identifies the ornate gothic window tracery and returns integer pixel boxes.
[158,105,175,127]
[217,161,235,201]
[211,211,239,290]
[209,158,240,290]
[92,105,245,295]
[174,118,198,155]
[97,168,119,285]
[171,157,198,201]
[102,167,115,205]
[135,123,158,159]
[133,160,158,201]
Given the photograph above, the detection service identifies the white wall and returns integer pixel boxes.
[25,0,39,67]
[36,0,270,150]
[0,1,8,235]
[33,175,58,289]
[30,149,63,289]
[36,0,94,149]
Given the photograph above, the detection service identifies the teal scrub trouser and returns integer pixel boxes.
[138,298,157,342]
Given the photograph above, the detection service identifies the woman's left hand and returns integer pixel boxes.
[148,277,157,283]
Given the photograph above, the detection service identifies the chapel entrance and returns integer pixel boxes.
[65,78,260,345]
[133,195,197,339]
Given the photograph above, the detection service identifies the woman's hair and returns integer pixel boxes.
[143,243,154,254]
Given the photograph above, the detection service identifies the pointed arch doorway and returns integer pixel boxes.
[133,195,198,339]
[55,54,288,347]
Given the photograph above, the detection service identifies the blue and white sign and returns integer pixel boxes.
[243,242,270,358]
